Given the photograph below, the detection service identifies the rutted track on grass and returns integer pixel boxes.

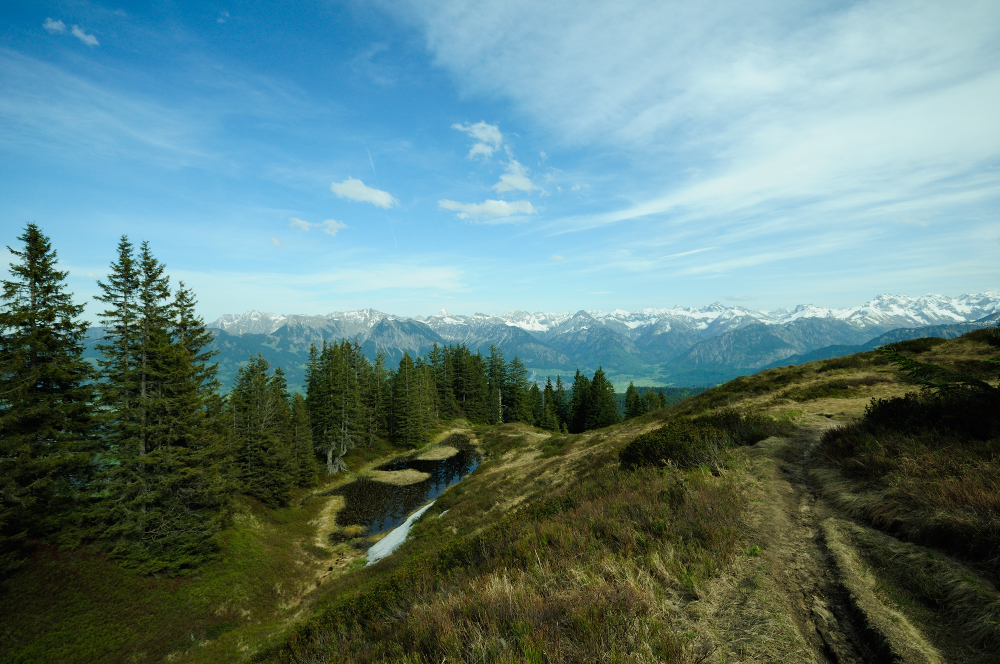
[758,418,943,663]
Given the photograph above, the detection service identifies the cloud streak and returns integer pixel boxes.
[290,217,349,236]
[439,198,535,221]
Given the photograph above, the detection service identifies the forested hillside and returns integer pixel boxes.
[0,224,655,580]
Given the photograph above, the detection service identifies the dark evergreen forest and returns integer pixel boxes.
[0,225,663,576]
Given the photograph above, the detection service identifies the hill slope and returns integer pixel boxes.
[8,329,999,663]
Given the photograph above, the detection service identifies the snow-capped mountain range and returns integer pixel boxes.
[211,293,1000,339]
[205,293,1000,389]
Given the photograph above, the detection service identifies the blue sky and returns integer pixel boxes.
[2,0,999,321]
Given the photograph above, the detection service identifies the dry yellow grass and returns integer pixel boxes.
[414,445,459,460]
[366,468,431,485]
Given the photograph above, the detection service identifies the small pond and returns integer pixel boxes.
[336,436,479,536]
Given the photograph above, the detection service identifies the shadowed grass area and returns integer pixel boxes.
[0,434,420,664]
[0,494,332,664]
[836,519,1000,663]
[818,332,1000,580]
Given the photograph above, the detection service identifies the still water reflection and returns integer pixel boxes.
[336,445,479,535]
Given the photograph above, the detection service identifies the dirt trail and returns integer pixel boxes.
[755,418,891,663]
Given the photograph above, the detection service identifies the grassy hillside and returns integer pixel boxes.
[5,329,999,662]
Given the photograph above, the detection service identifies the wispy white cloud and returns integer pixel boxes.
[270,237,281,247]
[665,247,712,260]
[320,219,348,236]
[452,121,502,159]
[43,18,66,34]
[402,0,1000,248]
[549,254,565,260]
[330,176,397,208]
[0,51,207,164]
[439,198,535,221]
[290,217,349,236]
[71,25,99,47]
[217,11,230,24]
[493,160,538,193]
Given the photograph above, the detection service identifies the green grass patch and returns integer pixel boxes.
[538,433,578,458]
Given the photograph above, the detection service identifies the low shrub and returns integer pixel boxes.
[693,408,794,445]
[619,420,731,470]
[962,327,1000,347]
[783,375,891,402]
[821,389,1000,578]
[818,352,886,372]
[884,337,948,354]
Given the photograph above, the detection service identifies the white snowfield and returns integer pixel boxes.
[210,292,1000,338]
[366,501,435,566]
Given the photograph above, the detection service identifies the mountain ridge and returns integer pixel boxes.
[144,292,1000,390]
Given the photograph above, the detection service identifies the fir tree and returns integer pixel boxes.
[0,224,94,573]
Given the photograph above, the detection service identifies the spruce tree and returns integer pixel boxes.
[230,355,294,507]
[529,382,543,426]
[568,370,591,433]
[95,241,229,573]
[135,241,174,454]
[586,367,619,430]
[94,236,141,451]
[553,375,568,429]
[0,224,94,573]
[624,382,643,419]
[165,282,219,448]
[391,352,428,447]
[641,389,666,413]
[289,393,319,486]
[506,356,533,423]
[541,377,560,430]
[487,345,506,424]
